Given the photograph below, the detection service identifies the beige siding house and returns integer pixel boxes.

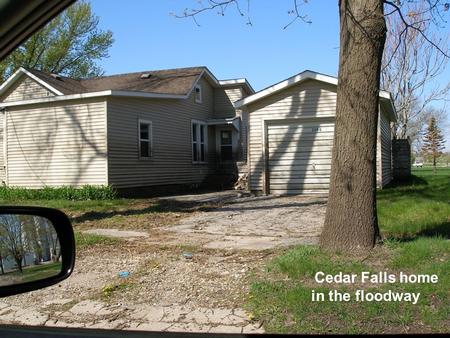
[0,67,253,189]
[234,70,397,195]
[0,67,396,196]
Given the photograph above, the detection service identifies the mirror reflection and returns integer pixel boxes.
[0,214,61,287]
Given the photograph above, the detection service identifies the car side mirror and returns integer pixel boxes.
[0,206,75,297]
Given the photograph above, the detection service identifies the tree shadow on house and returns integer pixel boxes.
[248,79,333,197]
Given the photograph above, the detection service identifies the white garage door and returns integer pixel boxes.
[267,120,334,194]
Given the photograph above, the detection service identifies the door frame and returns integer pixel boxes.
[262,116,335,195]
[215,126,237,162]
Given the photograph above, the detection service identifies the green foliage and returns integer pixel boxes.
[0,1,113,81]
[75,232,120,249]
[377,167,450,239]
[0,185,117,201]
[248,170,450,333]
[421,117,445,169]
[271,246,366,279]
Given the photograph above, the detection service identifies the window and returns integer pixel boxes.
[192,120,207,163]
[220,130,233,161]
[138,119,152,158]
[194,84,202,103]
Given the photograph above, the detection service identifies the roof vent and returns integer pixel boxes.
[50,73,61,80]
[140,73,152,79]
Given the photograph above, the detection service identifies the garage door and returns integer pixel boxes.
[267,120,334,194]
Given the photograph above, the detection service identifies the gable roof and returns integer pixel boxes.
[234,70,397,122]
[0,66,254,107]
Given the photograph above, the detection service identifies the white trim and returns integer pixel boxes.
[0,67,64,97]
[207,117,240,131]
[219,79,255,93]
[111,90,185,100]
[219,79,247,85]
[1,108,7,185]
[138,119,153,159]
[0,90,187,108]
[104,99,109,185]
[233,70,396,121]
[191,119,208,164]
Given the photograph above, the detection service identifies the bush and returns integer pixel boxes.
[0,185,117,201]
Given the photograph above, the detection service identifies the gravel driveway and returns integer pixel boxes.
[0,192,326,333]
[162,193,326,250]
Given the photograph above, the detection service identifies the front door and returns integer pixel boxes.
[220,130,233,161]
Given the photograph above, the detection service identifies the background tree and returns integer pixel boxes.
[0,215,26,273]
[0,1,113,82]
[0,242,7,274]
[422,116,445,172]
[174,0,449,252]
[382,4,450,144]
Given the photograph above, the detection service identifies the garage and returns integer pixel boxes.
[234,70,397,195]
[267,120,334,194]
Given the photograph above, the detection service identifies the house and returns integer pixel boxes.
[0,67,254,189]
[234,70,397,195]
[0,67,396,196]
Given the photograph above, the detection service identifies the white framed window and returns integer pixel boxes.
[194,84,202,103]
[192,120,207,163]
[138,119,153,158]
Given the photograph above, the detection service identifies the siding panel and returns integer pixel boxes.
[107,77,216,188]
[1,76,54,102]
[0,112,4,183]
[377,108,393,187]
[6,99,107,187]
[247,79,392,193]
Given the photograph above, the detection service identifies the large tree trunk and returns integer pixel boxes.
[320,0,386,252]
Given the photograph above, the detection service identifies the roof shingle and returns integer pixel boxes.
[25,66,206,96]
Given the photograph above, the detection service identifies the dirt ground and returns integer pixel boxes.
[0,192,326,333]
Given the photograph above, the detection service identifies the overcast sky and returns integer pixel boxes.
[90,0,449,149]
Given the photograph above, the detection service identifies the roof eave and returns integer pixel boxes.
[0,90,188,107]
[0,67,64,97]
[234,70,397,121]
[218,79,255,94]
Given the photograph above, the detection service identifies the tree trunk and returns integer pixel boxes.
[0,256,4,275]
[320,0,386,252]
[15,257,23,273]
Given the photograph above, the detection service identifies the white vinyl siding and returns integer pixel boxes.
[247,79,393,194]
[214,86,251,162]
[1,76,54,102]
[377,109,393,187]
[5,99,107,187]
[214,87,244,118]
[267,120,334,194]
[106,77,215,188]
[0,111,5,183]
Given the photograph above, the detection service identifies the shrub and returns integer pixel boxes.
[0,185,117,201]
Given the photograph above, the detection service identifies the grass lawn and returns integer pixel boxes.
[248,168,449,334]
[2,262,62,284]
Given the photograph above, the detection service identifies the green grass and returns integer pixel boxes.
[74,231,121,249]
[3,262,62,283]
[0,185,118,201]
[248,168,450,334]
[378,167,450,239]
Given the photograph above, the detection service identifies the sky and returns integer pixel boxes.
[90,0,449,148]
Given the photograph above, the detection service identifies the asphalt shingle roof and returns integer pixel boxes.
[25,67,206,96]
